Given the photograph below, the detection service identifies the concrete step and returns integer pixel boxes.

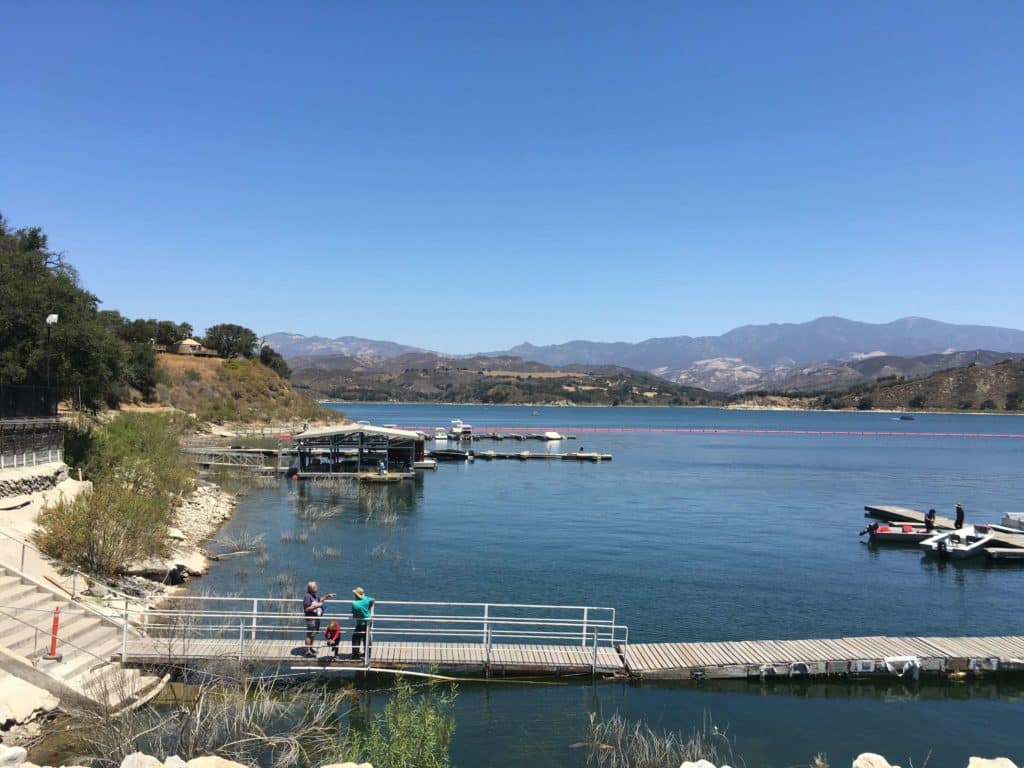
[36,618,113,667]
[6,607,101,655]
[51,635,124,681]
[78,664,141,708]
[0,581,45,607]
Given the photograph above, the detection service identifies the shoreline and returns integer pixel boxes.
[318,399,1024,417]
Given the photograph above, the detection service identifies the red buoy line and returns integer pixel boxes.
[406,425,1024,439]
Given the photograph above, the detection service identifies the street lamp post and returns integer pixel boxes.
[45,314,58,388]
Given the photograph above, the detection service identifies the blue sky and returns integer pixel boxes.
[2,2,1021,353]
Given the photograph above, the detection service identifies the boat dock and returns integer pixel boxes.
[464,450,611,462]
[864,504,1024,550]
[100,596,1024,681]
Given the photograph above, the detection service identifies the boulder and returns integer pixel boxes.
[853,755,893,768]
[121,754,162,768]
[185,758,250,768]
[967,759,1019,768]
[164,758,188,768]
[0,674,59,726]
[679,762,717,768]
[0,744,27,766]
[166,527,187,541]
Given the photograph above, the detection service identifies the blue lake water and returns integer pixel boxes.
[195,405,1024,767]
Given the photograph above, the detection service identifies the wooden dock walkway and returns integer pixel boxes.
[118,634,1024,680]
[864,505,1024,549]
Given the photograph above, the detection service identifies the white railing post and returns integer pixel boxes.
[581,607,588,647]
[591,627,599,675]
[122,606,130,662]
[482,604,489,643]
[251,598,258,640]
[238,619,245,662]
[485,623,492,676]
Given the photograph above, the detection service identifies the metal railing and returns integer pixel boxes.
[134,596,629,671]
[0,447,64,469]
[0,602,122,667]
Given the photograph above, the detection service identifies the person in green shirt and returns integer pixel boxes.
[351,586,375,659]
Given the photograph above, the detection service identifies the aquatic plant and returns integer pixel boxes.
[585,712,742,768]
[312,546,343,561]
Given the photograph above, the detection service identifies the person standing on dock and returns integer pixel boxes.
[925,509,937,532]
[955,502,965,530]
[302,581,335,657]
[351,586,375,660]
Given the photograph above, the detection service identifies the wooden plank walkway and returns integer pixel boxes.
[121,637,625,675]
[120,634,1024,680]
[625,635,1024,679]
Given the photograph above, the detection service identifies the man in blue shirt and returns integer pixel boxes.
[302,581,335,657]
[351,586,375,660]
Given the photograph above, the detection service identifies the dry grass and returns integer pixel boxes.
[585,712,742,768]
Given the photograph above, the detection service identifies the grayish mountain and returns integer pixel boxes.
[262,333,428,360]
[666,349,1024,394]
[498,317,1024,372]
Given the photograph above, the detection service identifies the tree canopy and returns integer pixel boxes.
[259,344,291,379]
[204,323,258,359]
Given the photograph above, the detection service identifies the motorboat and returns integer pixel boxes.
[433,429,448,440]
[542,431,563,441]
[430,448,474,462]
[449,419,473,438]
[919,525,996,559]
[413,458,437,470]
[860,521,934,545]
[1000,512,1024,532]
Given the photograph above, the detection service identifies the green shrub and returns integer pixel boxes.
[338,678,455,768]
[857,397,873,410]
[35,484,171,576]
[980,399,998,410]
[908,395,927,409]
[36,412,195,576]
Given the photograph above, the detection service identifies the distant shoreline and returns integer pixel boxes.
[317,400,1023,417]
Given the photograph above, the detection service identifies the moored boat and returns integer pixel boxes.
[919,525,995,559]
[860,521,933,544]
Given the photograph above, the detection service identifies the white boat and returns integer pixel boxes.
[542,431,563,441]
[1000,512,1024,532]
[919,525,996,559]
[449,419,473,438]
[433,429,448,441]
[413,458,438,470]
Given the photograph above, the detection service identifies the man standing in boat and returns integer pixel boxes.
[954,502,965,530]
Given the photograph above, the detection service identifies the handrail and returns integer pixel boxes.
[0,528,137,605]
[0,603,118,666]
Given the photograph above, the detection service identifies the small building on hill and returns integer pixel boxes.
[169,339,217,356]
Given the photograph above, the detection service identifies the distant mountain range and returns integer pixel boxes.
[262,333,427,360]
[269,316,1024,394]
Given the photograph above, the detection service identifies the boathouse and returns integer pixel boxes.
[292,424,423,479]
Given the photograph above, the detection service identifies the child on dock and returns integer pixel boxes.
[324,620,343,658]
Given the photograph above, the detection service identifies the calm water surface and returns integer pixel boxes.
[196,405,1024,767]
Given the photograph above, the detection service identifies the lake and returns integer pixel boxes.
[195,405,1024,767]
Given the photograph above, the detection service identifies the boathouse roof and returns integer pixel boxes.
[294,423,421,441]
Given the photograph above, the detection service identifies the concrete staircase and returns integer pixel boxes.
[0,565,165,711]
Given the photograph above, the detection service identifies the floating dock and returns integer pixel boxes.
[470,450,611,462]
[864,504,1024,550]
[120,634,1024,680]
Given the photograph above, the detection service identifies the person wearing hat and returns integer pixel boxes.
[955,502,965,530]
[350,586,375,660]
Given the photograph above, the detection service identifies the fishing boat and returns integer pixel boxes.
[449,419,473,439]
[919,525,996,559]
[860,521,934,545]
[433,429,448,440]
[429,448,474,462]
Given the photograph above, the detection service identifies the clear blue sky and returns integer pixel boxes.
[2,2,1021,353]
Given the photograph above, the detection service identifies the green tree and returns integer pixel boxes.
[857,396,873,410]
[204,323,258,358]
[259,344,291,379]
[0,214,127,407]
[908,395,927,409]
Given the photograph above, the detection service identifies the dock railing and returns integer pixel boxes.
[134,596,628,669]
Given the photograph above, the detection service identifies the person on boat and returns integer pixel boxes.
[323,620,343,658]
[955,502,965,530]
[302,581,336,657]
[925,509,937,532]
[351,586,375,660]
